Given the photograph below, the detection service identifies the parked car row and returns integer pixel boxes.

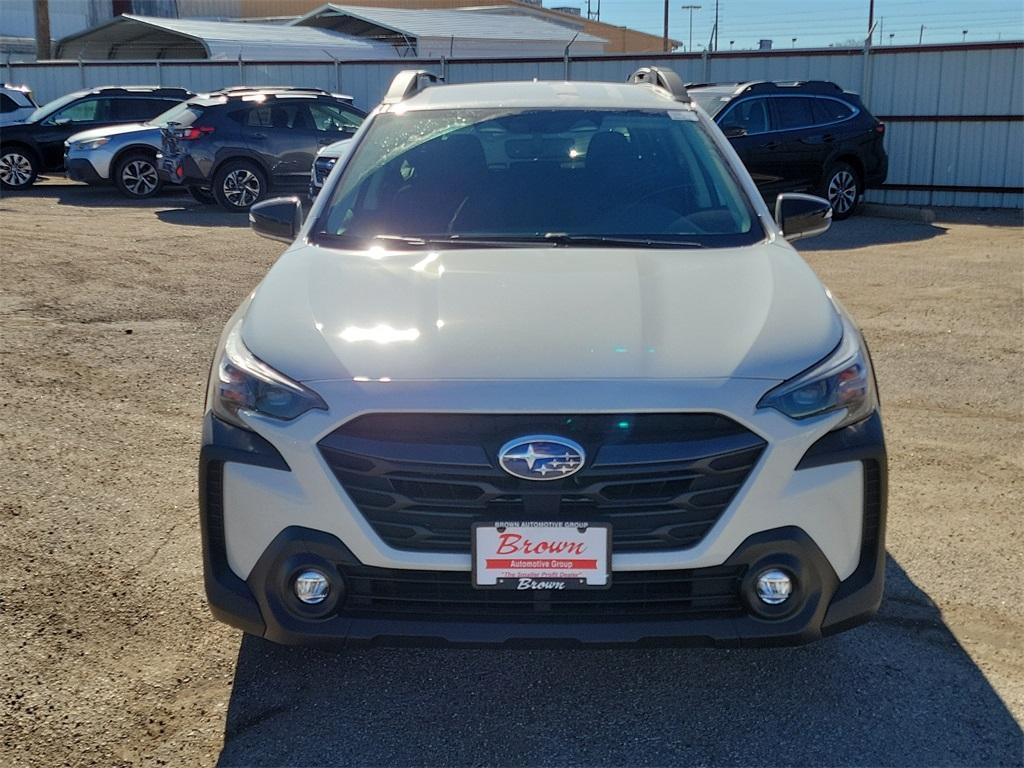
[0,83,365,211]
[1,77,886,217]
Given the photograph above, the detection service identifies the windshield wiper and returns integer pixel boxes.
[368,234,552,248]
[332,233,706,250]
[540,233,705,248]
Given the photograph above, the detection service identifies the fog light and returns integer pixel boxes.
[294,569,330,605]
[755,569,792,605]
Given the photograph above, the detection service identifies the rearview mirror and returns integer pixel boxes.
[774,193,832,242]
[249,196,304,243]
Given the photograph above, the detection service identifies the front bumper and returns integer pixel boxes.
[199,408,887,648]
[64,156,104,184]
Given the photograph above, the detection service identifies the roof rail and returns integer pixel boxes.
[383,70,440,105]
[741,80,843,95]
[627,67,690,103]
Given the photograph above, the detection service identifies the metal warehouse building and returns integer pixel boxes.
[290,3,607,58]
[51,5,608,61]
[53,14,397,60]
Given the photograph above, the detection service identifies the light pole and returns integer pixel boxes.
[681,4,701,53]
[962,29,968,42]
[791,37,797,48]
[888,33,894,45]
[919,24,925,44]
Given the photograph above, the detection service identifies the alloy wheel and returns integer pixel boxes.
[827,169,857,214]
[223,169,261,208]
[121,159,159,197]
[0,151,33,187]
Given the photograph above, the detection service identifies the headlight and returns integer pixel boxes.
[73,137,109,151]
[209,319,327,427]
[757,313,878,429]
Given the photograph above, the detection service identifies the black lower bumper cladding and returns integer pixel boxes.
[199,412,887,648]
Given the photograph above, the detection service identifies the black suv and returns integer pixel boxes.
[158,87,365,211]
[0,86,191,190]
[689,81,887,218]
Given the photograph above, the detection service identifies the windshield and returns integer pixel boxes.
[27,90,86,123]
[689,91,733,118]
[314,107,762,249]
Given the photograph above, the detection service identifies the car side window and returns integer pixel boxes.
[49,97,113,124]
[721,98,770,135]
[0,94,18,113]
[309,103,362,133]
[811,98,854,125]
[112,98,176,121]
[244,106,274,128]
[772,97,816,131]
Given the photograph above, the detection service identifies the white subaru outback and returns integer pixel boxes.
[201,69,886,648]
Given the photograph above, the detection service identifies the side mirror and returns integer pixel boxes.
[249,196,304,243]
[775,193,832,242]
[721,124,747,138]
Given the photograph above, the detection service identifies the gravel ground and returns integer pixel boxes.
[1,181,1021,767]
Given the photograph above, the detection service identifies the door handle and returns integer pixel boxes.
[760,141,781,150]
[822,133,835,142]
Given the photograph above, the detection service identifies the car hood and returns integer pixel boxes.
[316,137,354,159]
[66,122,155,143]
[242,240,842,383]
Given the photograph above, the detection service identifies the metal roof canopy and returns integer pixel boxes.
[54,14,396,61]
[292,4,606,57]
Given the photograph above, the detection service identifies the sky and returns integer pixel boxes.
[586,0,1024,50]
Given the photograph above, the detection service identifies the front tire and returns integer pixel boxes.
[213,160,266,212]
[0,147,38,190]
[822,161,861,220]
[114,152,162,199]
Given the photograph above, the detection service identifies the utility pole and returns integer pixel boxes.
[33,0,50,60]
[868,0,874,44]
[918,24,925,44]
[663,0,670,52]
[713,0,719,52]
[681,5,701,53]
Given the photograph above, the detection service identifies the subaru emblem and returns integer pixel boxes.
[497,435,586,481]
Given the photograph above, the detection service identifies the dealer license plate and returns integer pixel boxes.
[472,522,611,589]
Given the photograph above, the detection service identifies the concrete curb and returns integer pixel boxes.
[860,203,937,224]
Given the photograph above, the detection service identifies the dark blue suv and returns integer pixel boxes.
[689,80,888,219]
[158,87,365,211]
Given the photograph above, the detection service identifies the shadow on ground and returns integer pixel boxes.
[216,559,1022,767]
[796,214,948,252]
[0,179,250,227]
[155,207,249,228]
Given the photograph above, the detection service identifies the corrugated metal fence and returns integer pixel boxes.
[2,41,1022,208]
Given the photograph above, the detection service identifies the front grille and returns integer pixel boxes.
[313,156,336,186]
[338,561,746,622]
[318,413,766,554]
